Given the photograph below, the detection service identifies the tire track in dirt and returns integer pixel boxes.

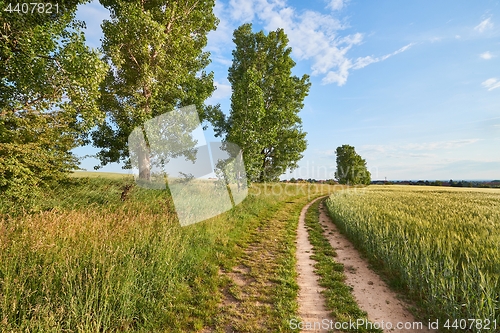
[296,196,333,332]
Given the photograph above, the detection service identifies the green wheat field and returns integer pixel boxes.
[326,185,500,329]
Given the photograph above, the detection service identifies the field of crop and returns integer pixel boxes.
[325,186,500,332]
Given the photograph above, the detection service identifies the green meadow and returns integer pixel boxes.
[0,172,335,332]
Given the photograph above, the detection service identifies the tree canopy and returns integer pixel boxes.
[210,23,310,182]
[334,145,371,185]
[92,0,218,180]
[0,0,107,205]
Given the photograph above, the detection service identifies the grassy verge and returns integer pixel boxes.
[0,177,334,332]
[304,199,381,333]
[212,195,309,332]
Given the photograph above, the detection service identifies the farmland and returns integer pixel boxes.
[325,186,500,331]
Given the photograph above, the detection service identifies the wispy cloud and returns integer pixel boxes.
[480,51,494,60]
[206,1,234,55]
[75,0,110,49]
[482,78,500,91]
[361,139,480,156]
[207,0,413,87]
[326,0,345,11]
[318,149,337,158]
[402,139,480,150]
[408,153,437,158]
[229,0,256,21]
[351,43,415,70]
[207,81,232,102]
[319,139,479,159]
[474,17,494,33]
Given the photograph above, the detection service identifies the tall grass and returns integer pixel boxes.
[1,181,217,331]
[0,176,333,331]
[325,186,500,332]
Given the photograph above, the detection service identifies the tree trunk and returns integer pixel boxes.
[259,149,267,182]
[138,144,151,180]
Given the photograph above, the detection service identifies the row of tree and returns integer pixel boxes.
[1,0,317,204]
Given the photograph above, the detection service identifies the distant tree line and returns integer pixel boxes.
[284,178,338,185]
[372,180,500,188]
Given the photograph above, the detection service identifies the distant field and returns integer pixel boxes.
[70,170,134,179]
[326,185,500,332]
[69,171,220,184]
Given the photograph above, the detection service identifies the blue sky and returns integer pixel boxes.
[74,0,500,180]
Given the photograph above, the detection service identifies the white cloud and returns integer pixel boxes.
[229,0,256,21]
[257,2,414,86]
[207,81,232,102]
[207,0,413,87]
[408,153,437,158]
[474,17,494,33]
[206,1,234,52]
[352,43,414,70]
[322,59,352,85]
[327,0,345,11]
[482,78,500,91]
[318,149,337,157]
[351,56,376,70]
[480,51,494,60]
[213,56,233,66]
[75,0,110,48]
[403,139,480,150]
[361,139,480,156]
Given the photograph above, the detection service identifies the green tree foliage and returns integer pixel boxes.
[92,0,218,179]
[334,144,371,185]
[0,0,107,206]
[210,24,310,182]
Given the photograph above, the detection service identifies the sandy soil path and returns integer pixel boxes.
[317,201,436,332]
[296,196,333,332]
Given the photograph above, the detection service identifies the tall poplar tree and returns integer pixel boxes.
[92,0,218,179]
[211,24,310,182]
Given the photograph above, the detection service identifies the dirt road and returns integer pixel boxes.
[296,198,435,332]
